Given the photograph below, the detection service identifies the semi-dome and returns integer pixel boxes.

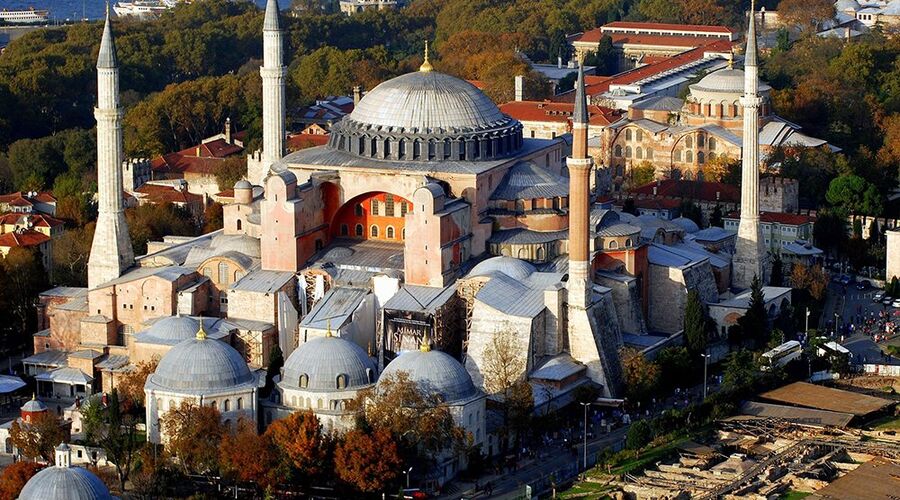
[139,315,199,343]
[690,68,771,95]
[327,70,524,162]
[19,466,113,500]
[281,335,377,391]
[147,331,255,393]
[469,256,536,281]
[380,346,477,403]
[21,396,47,413]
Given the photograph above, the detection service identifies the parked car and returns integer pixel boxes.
[893,299,900,308]
[874,292,885,302]
[883,297,894,306]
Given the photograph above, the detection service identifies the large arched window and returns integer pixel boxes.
[355,224,363,237]
[299,374,308,388]
[536,247,545,260]
[236,219,242,231]
[698,152,705,164]
[636,147,643,159]
[614,145,622,157]
[370,199,380,216]
[237,398,243,410]
[647,148,653,159]
[697,133,705,148]
[636,129,643,142]
[625,129,632,141]
[686,150,694,163]
[336,374,348,390]
[708,137,717,151]
[224,399,230,412]
[674,150,682,162]
[370,225,379,238]
[625,146,632,158]
[218,262,229,285]
[386,226,395,239]
[685,136,693,148]
[608,240,619,249]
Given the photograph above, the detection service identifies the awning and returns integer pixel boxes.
[35,368,93,385]
[0,375,26,394]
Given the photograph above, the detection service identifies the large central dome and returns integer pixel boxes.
[349,72,506,130]
[327,70,523,162]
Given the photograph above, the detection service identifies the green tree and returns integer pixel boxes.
[770,253,784,287]
[125,203,198,255]
[683,290,708,355]
[626,419,652,450]
[0,247,50,349]
[813,210,848,258]
[582,35,617,75]
[621,347,660,403]
[826,174,883,217]
[709,204,723,228]
[679,200,702,226]
[99,390,140,492]
[722,349,756,393]
[737,275,769,348]
[656,346,693,393]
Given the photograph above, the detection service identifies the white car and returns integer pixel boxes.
[893,299,900,308]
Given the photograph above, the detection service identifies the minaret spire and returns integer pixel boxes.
[732,0,768,289]
[88,10,133,288]
[567,58,591,309]
[261,0,286,170]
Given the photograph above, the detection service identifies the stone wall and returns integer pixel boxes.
[465,303,535,392]
[648,260,718,334]
[596,274,646,334]
[888,231,900,281]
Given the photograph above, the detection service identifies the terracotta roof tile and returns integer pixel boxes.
[726,211,816,225]
[135,184,203,205]
[151,138,244,176]
[499,100,623,126]
[287,132,330,151]
[0,229,51,248]
[630,179,740,203]
[602,21,734,33]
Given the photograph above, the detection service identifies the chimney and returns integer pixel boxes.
[352,86,362,106]
[225,117,232,144]
[195,147,201,157]
[558,56,563,69]
[846,27,851,41]
[514,75,525,102]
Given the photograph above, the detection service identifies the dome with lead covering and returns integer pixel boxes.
[327,70,523,162]
[19,466,113,500]
[380,347,478,403]
[469,256,536,281]
[281,335,377,391]
[690,68,770,95]
[147,333,255,393]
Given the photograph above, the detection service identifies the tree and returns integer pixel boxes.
[334,429,402,493]
[738,275,769,348]
[161,400,225,475]
[114,359,159,411]
[709,204,724,228]
[722,350,756,392]
[264,345,284,395]
[679,200,702,226]
[770,253,784,287]
[683,290,708,355]
[778,0,835,33]
[220,417,278,490]
[51,222,94,287]
[0,247,50,349]
[98,390,140,492]
[626,419,652,450]
[814,211,848,258]
[582,35,617,75]
[702,154,738,183]
[9,412,65,463]
[125,203,198,255]
[656,346,694,393]
[202,202,224,233]
[213,157,246,194]
[627,161,656,189]
[620,347,660,403]
[826,174,883,217]
[480,328,533,445]
[264,410,329,483]
[0,461,43,500]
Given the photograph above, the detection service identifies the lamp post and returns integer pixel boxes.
[701,352,710,399]
[805,307,810,337]
[579,401,590,476]
[405,467,413,489]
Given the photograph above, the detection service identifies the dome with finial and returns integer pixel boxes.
[379,336,478,403]
[18,442,113,500]
[21,394,48,414]
[145,320,255,393]
[281,334,377,392]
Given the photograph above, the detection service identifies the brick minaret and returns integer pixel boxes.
[88,7,133,289]
[567,62,592,308]
[732,0,768,289]
[261,0,286,168]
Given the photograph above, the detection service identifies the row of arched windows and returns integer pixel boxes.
[340,223,405,240]
[159,397,243,413]
[330,126,524,162]
[297,369,375,390]
[614,145,655,160]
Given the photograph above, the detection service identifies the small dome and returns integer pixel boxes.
[835,0,861,11]
[282,336,377,392]
[21,397,47,413]
[671,217,700,234]
[469,256,536,281]
[234,179,252,190]
[19,466,113,500]
[139,315,200,343]
[208,234,260,259]
[380,349,477,403]
[147,336,254,393]
[690,68,770,95]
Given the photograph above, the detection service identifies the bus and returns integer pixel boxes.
[761,340,802,371]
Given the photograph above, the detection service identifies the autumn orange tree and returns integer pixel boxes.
[161,400,225,475]
[334,429,402,493]
[9,412,65,463]
[264,409,330,484]
[0,461,42,500]
[219,417,278,490]
[115,358,159,411]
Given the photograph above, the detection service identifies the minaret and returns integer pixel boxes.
[732,0,768,289]
[261,0,286,168]
[567,62,592,309]
[88,7,133,289]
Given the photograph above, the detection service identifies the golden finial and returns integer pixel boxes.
[367,341,373,357]
[326,318,333,338]
[727,50,734,70]
[420,332,432,352]
[420,41,434,73]
[31,392,36,401]
[196,316,207,341]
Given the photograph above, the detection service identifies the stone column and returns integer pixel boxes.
[261,0,286,168]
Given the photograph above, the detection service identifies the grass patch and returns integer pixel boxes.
[558,481,613,499]
[868,415,900,431]
[779,491,811,500]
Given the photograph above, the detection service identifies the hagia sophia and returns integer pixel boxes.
[7,0,807,488]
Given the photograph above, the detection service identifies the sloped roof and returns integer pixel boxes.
[135,184,203,205]
[759,381,893,417]
[300,287,369,330]
[630,179,740,203]
[384,283,457,314]
[498,100,622,127]
[490,160,569,200]
[151,138,244,176]
[0,229,50,248]
[631,95,684,111]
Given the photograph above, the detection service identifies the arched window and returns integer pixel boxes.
[709,152,716,160]
[237,398,243,410]
[384,194,395,216]
[697,133,705,148]
[371,137,378,156]
[224,399,230,412]
[366,368,375,384]
[386,226,395,239]
[355,204,363,216]
[636,147,643,159]
[686,150,694,163]
[536,247,545,260]
[685,136,693,148]
[698,152,705,164]
[355,224,363,237]
[674,150,682,162]
[317,399,323,409]
[608,240,619,249]
[340,224,348,236]
[402,228,406,240]
[614,145,622,157]
[218,262,229,284]
[636,129,643,142]
[370,225,379,238]
[625,129,632,141]
[211,400,218,410]
[625,238,632,247]
[708,137,717,151]
[647,148,653,159]
[413,140,422,159]
[517,248,527,258]
[236,219,242,231]
[336,374,348,389]
[299,374,308,388]
[625,146,632,158]
[370,199,380,216]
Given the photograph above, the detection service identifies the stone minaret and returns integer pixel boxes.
[567,62,592,309]
[88,8,134,289]
[261,0,286,168]
[732,0,768,289]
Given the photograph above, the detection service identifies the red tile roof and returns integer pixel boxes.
[135,184,203,205]
[467,80,487,90]
[577,32,721,48]
[633,198,681,210]
[215,189,235,199]
[0,212,64,228]
[498,101,623,126]
[726,211,816,225]
[602,21,734,33]
[630,179,740,203]
[287,132,330,151]
[0,229,50,248]
[151,138,244,176]
[555,39,735,102]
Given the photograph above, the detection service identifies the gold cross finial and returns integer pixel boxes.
[196,316,207,341]
[420,41,434,73]
[420,332,432,352]
[326,318,333,338]
[727,50,734,70]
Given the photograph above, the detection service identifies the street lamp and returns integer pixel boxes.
[700,352,710,399]
[405,467,413,489]
[805,307,811,337]
[579,402,590,475]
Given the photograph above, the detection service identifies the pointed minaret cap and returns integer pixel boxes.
[573,60,588,125]
[97,2,117,69]
[745,0,758,68]
[420,41,434,73]
[196,316,207,341]
[264,0,280,31]
[420,332,432,352]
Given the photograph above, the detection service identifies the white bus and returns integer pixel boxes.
[761,340,802,371]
